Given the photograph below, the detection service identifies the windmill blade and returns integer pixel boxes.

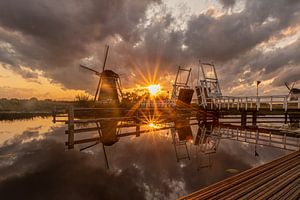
[102,143,109,169]
[290,81,296,90]
[80,141,99,151]
[102,45,109,72]
[289,81,296,95]
[94,45,110,102]
[94,76,102,102]
[285,82,291,91]
[79,64,101,76]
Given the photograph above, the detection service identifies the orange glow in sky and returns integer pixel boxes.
[0,64,86,100]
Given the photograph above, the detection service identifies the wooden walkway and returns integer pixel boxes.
[178,150,300,200]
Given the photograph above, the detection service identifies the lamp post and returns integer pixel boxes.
[256,80,261,109]
[255,81,261,157]
[256,81,261,97]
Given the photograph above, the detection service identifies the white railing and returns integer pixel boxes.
[139,101,173,108]
[212,126,299,151]
[204,95,300,111]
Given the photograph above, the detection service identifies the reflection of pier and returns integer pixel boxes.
[171,128,190,162]
[192,123,299,170]
[54,106,299,155]
[194,125,220,169]
[57,107,196,149]
[171,119,194,162]
[213,124,299,151]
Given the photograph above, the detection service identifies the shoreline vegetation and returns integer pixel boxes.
[0,98,73,121]
[0,92,169,121]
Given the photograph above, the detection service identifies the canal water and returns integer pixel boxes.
[0,117,293,199]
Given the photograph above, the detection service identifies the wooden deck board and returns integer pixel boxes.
[178,150,300,200]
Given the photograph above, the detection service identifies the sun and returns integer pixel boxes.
[147,84,161,96]
[147,122,161,129]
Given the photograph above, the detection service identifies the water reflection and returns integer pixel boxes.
[0,117,61,146]
[0,117,297,199]
[77,118,298,172]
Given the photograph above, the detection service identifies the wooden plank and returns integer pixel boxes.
[204,156,298,200]
[178,151,299,200]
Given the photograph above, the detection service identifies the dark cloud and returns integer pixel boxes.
[219,0,236,8]
[216,38,300,92]
[185,0,300,62]
[0,0,160,91]
[0,0,299,95]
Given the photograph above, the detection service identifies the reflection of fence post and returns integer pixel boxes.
[68,106,74,149]
[252,111,257,126]
[241,110,247,127]
[52,105,56,123]
[135,109,140,137]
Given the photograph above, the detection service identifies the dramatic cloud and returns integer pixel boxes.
[0,0,160,91]
[185,0,299,62]
[0,0,299,96]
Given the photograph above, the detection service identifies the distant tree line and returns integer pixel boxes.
[0,98,72,112]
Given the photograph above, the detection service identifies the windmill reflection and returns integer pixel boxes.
[64,112,299,170]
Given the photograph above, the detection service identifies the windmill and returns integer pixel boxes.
[285,81,300,101]
[79,45,122,168]
[80,45,123,106]
[285,81,300,128]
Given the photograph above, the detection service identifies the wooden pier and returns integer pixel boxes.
[53,105,300,150]
[178,150,300,200]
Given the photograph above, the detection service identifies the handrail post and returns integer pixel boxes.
[270,97,273,111]
[68,106,74,149]
[227,98,230,110]
[284,96,287,111]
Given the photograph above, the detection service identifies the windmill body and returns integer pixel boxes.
[289,88,300,100]
[285,81,300,101]
[97,70,122,106]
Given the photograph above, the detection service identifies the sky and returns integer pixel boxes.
[0,0,299,100]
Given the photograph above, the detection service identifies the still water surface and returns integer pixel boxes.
[0,117,292,199]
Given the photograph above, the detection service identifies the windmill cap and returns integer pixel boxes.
[102,70,119,78]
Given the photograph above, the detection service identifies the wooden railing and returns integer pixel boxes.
[205,95,300,111]
[211,125,299,151]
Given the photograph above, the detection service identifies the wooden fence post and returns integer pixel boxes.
[68,106,74,149]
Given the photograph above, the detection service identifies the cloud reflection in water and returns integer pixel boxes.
[0,117,290,199]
